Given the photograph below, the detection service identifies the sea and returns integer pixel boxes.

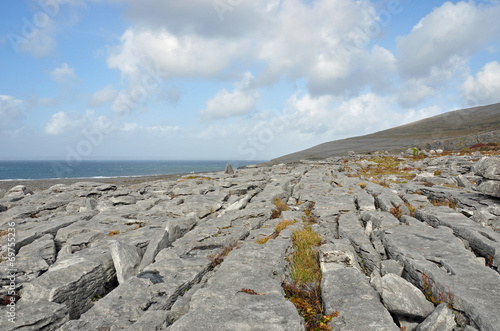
[0,160,265,181]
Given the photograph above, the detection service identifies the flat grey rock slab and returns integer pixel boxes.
[381,217,500,331]
[415,206,500,268]
[320,245,399,331]
[380,259,404,276]
[0,299,68,331]
[60,277,155,330]
[169,229,305,331]
[21,245,116,319]
[15,214,93,253]
[355,188,376,212]
[365,183,409,214]
[361,211,400,233]
[338,212,381,273]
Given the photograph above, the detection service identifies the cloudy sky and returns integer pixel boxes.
[1,0,500,161]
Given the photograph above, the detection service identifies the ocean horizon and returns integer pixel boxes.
[0,160,265,181]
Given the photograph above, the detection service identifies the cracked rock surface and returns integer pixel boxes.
[1,152,499,330]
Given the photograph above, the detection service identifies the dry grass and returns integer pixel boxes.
[276,219,296,234]
[404,202,417,217]
[358,156,418,184]
[271,198,290,219]
[178,176,212,182]
[207,240,238,267]
[255,219,296,244]
[430,194,457,209]
[290,225,323,286]
[108,230,120,236]
[390,205,403,220]
[283,225,338,330]
[255,237,271,245]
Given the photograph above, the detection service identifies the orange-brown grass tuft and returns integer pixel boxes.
[390,205,403,220]
[430,194,457,209]
[255,220,296,244]
[208,240,238,267]
[271,198,290,219]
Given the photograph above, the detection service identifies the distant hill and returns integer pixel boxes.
[271,102,500,164]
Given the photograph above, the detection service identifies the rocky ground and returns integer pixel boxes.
[0,151,499,331]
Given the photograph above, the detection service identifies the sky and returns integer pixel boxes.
[1,0,500,161]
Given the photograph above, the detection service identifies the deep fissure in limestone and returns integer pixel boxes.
[282,219,338,330]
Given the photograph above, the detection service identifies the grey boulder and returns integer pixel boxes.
[477,180,500,198]
[474,156,500,180]
[110,240,142,284]
[415,303,455,331]
[381,273,434,318]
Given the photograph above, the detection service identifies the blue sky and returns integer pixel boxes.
[1,0,499,161]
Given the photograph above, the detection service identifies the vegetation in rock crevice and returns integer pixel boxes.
[430,194,457,209]
[207,240,238,267]
[271,198,290,219]
[420,271,455,309]
[283,210,338,330]
[390,205,403,220]
[255,219,297,244]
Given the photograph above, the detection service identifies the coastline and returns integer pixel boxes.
[0,173,188,194]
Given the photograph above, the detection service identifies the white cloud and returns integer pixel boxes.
[398,79,435,108]
[105,0,397,99]
[88,85,118,107]
[200,72,259,120]
[397,1,500,79]
[107,27,248,78]
[280,92,445,143]
[462,61,500,106]
[45,110,114,136]
[121,123,138,132]
[146,125,182,136]
[50,63,77,84]
[45,111,82,135]
[284,92,394,139]
[307,44,396,96]
[255,0,387,94]
[400,105,443,125]
[201,89,259,120]
[0,95,23,130]
[99,0,275,38]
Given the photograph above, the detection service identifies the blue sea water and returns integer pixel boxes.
[0,160,264,181]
